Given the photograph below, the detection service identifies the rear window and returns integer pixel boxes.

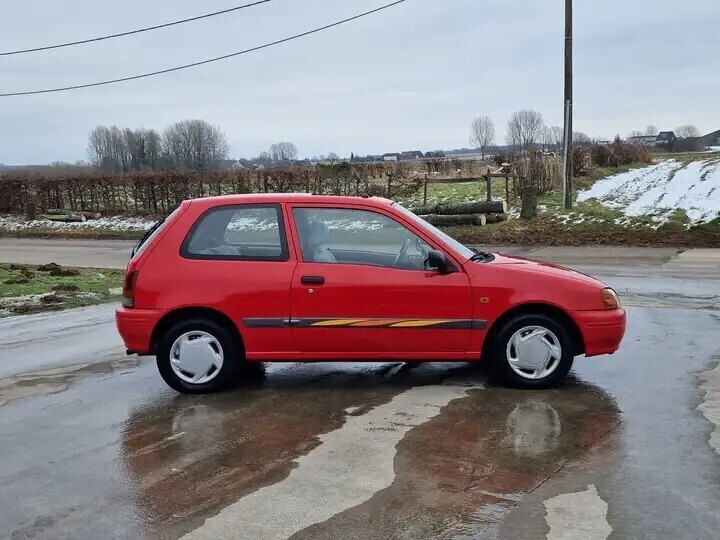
[181,204,288,261]
[131,206,182,261]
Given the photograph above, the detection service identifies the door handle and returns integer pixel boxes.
[301,276,325,285]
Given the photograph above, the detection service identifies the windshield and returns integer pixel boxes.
[393,203,475,260]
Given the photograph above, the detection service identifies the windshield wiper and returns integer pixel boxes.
[469,248,492,262]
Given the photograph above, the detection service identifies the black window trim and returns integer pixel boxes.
[291,206,434,272]
[180,203,289,262]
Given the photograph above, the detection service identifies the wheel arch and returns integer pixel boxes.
[150,306,244,355]
[481,302,585,360]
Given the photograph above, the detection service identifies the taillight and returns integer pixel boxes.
[122,270,139,308]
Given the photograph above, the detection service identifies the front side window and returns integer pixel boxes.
[182,204,287,260]
[293,207,431,270]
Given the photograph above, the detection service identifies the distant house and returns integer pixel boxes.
[424,150,446,158]
[628,131,676,151]
[628,135,658,147]
[231,160,246,170]
[699,129,720,148]
[678,129,720,152]
[382,153,401,162]
[400,150,424,161]
[655,131,677,151]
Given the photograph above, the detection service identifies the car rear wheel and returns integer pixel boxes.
[490,313,574,389]
[157,318,258,394]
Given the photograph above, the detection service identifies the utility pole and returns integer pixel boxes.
[561,0,573,209]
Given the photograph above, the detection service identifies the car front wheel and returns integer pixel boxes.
[490,313,574,389]
[157,318,247,394]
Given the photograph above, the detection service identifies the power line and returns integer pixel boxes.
[0,0,272,57]
[0,0,409,97]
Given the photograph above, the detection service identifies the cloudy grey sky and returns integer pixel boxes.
[2,0,719,164]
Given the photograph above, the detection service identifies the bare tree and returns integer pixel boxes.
[628,130,644,139]
[144,129,162,170]
[269,142,298,162]
[162,119,230,171]
[87,125,127,173]
[546,126,565,151]
[506,109,545,151]
[573,131,592,145]
[327,152,340,163]
[644,125,658,136]
[675,125,700,139]
[469,116,495,158]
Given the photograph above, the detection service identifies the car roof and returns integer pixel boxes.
[189,193,394,208]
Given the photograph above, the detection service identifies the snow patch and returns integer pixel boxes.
[577,160,720,223]
[0,215,156,232]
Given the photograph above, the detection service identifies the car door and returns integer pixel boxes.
[177,203,297,358]
[288,204,473,357]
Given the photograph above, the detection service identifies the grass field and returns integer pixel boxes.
[0,263,124,316]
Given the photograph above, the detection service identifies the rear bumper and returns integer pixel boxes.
[115,307,163,355]
[572,308,626,357]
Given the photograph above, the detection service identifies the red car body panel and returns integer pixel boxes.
[115,194,626,361]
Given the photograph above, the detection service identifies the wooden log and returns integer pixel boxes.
[484,213,508,224]
[419,213,486,226]
[410,204,438,215]
[38,213,85,222]
[435,200,507,215]
[46,209,98,219]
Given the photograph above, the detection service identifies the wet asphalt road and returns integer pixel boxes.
[1,250,720,539]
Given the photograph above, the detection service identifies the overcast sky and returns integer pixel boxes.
[2,0,719,164]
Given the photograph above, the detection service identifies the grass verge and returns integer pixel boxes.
[442,215,720,247]
[0,263,124,317]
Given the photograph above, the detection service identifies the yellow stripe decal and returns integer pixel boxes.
[390,320,453,328]
[310,319,367,327]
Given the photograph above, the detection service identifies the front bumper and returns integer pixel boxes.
[115,307,163,355]
[572,308,626,357]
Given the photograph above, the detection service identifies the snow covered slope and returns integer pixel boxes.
[577,159,720,223]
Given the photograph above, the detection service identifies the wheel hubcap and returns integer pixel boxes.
[506,326,562,380]
[169,331,224,384]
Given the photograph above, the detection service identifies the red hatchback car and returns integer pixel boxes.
[116,194,625,393]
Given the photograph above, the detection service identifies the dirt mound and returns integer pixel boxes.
[49,268,80,277]
[52,284,80,292]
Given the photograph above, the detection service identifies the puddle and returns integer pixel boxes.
[0,355,140,406]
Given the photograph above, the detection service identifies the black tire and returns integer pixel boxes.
[156,318,257,394]
[489,313,574,389]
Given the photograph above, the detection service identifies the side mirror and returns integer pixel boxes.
[427,250,457,274]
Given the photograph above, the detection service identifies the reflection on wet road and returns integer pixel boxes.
[1,306,719,540]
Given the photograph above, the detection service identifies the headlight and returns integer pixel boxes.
[600,288,620,309]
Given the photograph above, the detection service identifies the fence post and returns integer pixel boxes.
[423,174,428,205]
[24,202,36,221]
[485,174,492,202]
[505,175,509,203]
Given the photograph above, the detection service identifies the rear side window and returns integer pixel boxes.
[131,206,183,261]
[181,204,288,261]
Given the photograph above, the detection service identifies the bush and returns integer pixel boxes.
[590,141,651,168]
[0,164,423,217]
